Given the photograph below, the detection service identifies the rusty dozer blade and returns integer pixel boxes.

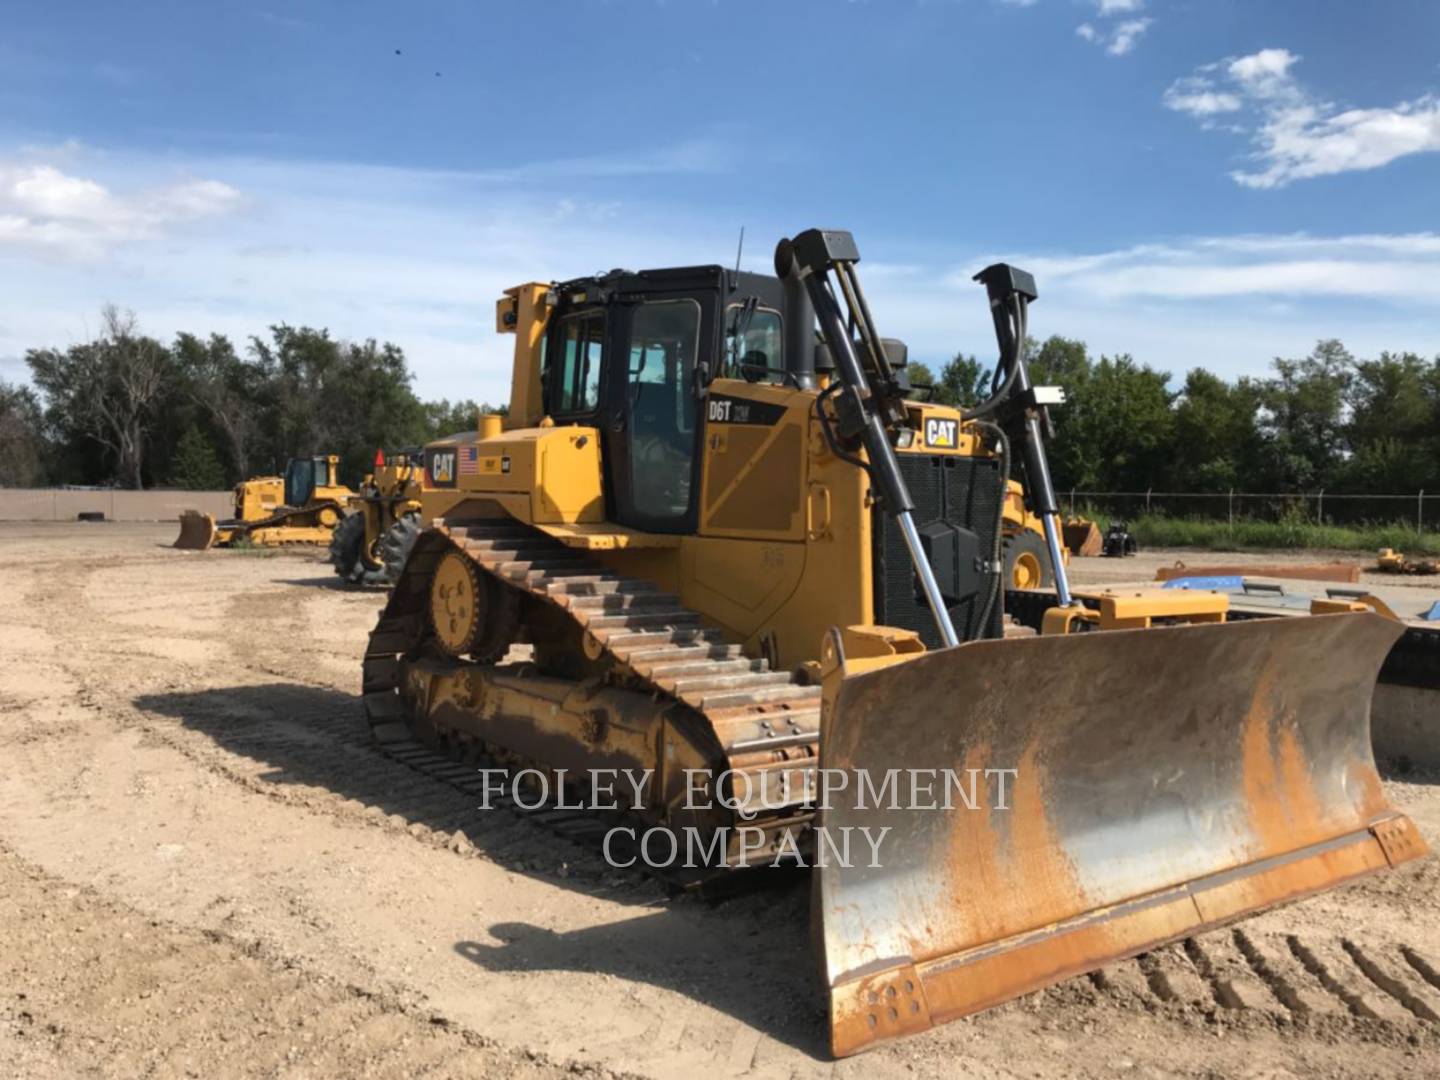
[815,612,1428,1056]
[174,510,220,550]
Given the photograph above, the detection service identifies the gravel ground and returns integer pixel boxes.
[1,522,1437,1079]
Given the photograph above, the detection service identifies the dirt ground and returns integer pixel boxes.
[1,523,1438,1079]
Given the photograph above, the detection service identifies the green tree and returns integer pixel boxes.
[1342,350,1440,491]
[1077,354,1175,491]
[1021,336,1174,491]
[423,398,507,439]
[27,306,174,489]
[174,331,265,483]
[248,326,429,484]
[1026,336,1094,490]
[932,353,993,408]
[0,378,46,486]
[1255,340,1353,490]
[903,362,936,400]
[170,425,227,490]
[1168,369,1262,490]
[1028,335,1091,390]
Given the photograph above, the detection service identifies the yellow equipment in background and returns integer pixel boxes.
[329,448,470,585]
[1001,479,1065,589]
[1376,547,1439,575]
[361,230,1425,1057]
[330,450,424,585]
[1063,514,1103,555]
[175,454,354,550]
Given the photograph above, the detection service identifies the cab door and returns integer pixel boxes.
[605,294,711,534]
[283,458,319,507]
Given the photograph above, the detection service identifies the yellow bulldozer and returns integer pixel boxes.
[174,454,354,550]
[361,230,1426,1056]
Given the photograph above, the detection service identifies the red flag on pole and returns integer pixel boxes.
[374,448,385,468]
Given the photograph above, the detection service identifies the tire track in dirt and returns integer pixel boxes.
[1076,930,1440,1050]
[0,844,630,1080]
[35,558,650,896]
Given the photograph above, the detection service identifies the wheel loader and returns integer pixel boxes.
[330,449,426,585]
[175,454,354,549]
[1001,480,1061,589]
[331,445,480,585]
[362,229,1427,1056]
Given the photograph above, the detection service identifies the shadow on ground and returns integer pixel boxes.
[130,683,617,889]
[131,681,824,1055]
[273,576,360,590]
[455,913,824,1057]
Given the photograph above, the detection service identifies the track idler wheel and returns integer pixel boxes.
[428,549,519,661]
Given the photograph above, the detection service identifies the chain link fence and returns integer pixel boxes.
[1064,490,1436,533]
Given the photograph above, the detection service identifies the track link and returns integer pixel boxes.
[361,518,823,879]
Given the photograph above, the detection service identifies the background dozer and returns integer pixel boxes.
[175,454,353,550]
[361,229,1426,1057]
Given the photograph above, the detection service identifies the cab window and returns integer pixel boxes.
[724,305,783,383]
[553,311,604,414]
[626,299,700,520]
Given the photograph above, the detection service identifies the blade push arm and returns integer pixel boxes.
[776,229,961,648]
[970,264,1076,608]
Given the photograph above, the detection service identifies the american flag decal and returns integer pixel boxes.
[458,445,479,476]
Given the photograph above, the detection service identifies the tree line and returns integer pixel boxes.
[0,307,502,490]
[908,336,1440,496]
[3,308,1437,500]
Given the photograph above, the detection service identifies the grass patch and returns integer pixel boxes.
[223,536,284,556]
[1077,510,1440,556]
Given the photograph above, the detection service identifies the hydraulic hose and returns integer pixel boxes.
[969,418,1011,638]
[960,296,1026,422]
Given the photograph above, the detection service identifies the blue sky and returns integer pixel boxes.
[3,0,1439,403]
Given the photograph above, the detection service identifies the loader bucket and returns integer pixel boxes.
[174,510,220,550]
[1063,518,1102,557]
[816,612,1428,1056]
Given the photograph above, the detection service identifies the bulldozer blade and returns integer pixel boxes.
[816,612,1428,1056]
[174,511,220,550]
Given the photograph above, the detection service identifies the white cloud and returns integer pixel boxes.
[0,141,757,404]
[877,231,1440,384]
[1165,47,1440,187]
[4,142,1438,402]
[1162,80,1243,117]
[1238,96,1440,188]
[0,155,241,258]
[1076,2,1151,57]
[795,232,1440,388]
[1227,47,1299,96]
[958,232,1440,302]
[1106,19,1151,56]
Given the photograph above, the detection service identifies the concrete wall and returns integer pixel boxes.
[0,489,232,522]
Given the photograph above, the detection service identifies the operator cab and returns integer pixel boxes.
[539,266,790,534]
[283,456,331,507]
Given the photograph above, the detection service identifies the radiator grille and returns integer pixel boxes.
[872,454,1005,647]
